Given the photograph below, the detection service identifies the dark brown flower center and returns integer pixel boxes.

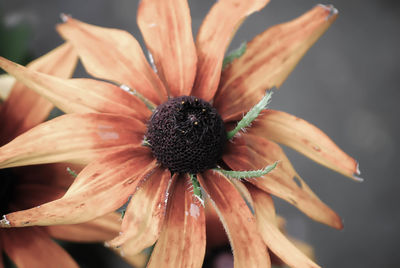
[0,169,16,215]
[146,96,226,174]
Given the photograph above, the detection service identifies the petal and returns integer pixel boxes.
[199,170,271,268]
[57,16,167,105]
[248,185,320,268]
[46,212,121,242]
[249,110,359,180]
[223,134,343,229]
[0,113,146,168]
[191,0,270,101]
[137,0,197,97]
[1,147,157,227]
[0,57,151,122]
[148,174,206,268]
[0,74,15,100]
[2,227,78,268]
[214,5,338,121]
[0,43,78,143]
[108,168,172,255]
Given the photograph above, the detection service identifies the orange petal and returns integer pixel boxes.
[191,0,270,101]
[1,147,156,227]
[57,16,167,105]
[199,170,271,268]
[1,227,78,268]
[46,212,121,242]
[248,185,320,268]
[214,5,338,121]
[137,0,197,97]
[223,134,343,229]
[0,43,77,143]
[249,110,360,180]
[108,168,172,255]
[0,113,146,168]
[148,174,206,268]
[0,57,151,122]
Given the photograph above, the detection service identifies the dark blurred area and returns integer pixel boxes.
[1,0,399,267]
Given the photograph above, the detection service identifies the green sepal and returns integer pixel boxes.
[227,90,273,140]
[190,174,205,207]
[215,161,279,180]
[66,167,78,178]
[222,42,247,70]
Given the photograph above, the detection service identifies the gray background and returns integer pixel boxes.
[1,0,399,267]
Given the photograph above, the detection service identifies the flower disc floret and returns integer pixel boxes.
[146,96,226,174]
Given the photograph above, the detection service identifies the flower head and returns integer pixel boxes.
[0,1,360,267]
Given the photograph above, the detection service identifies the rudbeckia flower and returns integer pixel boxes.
[0,1,360,267]
[0,44,145,268]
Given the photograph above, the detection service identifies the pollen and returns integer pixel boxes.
[145,96,227,174]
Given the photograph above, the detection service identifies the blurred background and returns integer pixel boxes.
[1,0,399,267]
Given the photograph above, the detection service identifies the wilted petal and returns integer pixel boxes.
[215,5,338,121]
[248,185,320,268]
[138,0,197,97]
[199,170,271,268]
[148,174,206,268]
[0,43,77,143]
[249,110,359,180]
[0,113,146,168]
[1,227,78,268]
[0,74,15,100]
[108,168,172,255]
[46,212,121,242]
[1,147,156,227]
[0,57,150,122]
[223,134,343,229]
[57,16,167,104]
[192,0,270,101]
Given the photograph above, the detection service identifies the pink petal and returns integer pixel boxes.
[0,56,151,122]
[137,0,197,97]
[223,134,343,229]
[1,227,78,268]
[57,16,167,104]
[148,174,206,268]
[214,5,338,121]
[199,170,271,268]
[0,113,146,168]
[191,0,270,101]
[107,168,172,255]
[1,147,156,227]
[0,43,77,143]
[249,110,360,180]
[46,212,121,242]
[248,184,321,268]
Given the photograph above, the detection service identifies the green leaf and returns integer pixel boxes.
[227,90,273,140]
[215,161,279,180]
[190,174,204,207]
[222,42,247,70]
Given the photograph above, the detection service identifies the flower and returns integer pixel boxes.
[0,44,138,267]
[0,1,360,268]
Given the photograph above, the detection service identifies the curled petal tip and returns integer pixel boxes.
[317,4,339,19]
[60,13,70,22]
[356,162,361,175]
[0,215,10,227]
[104,242,110,248]
[352,174,364,183]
